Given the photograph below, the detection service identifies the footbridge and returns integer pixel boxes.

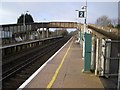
[1,21,119,46]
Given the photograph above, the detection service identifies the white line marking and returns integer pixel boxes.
[17,37,72,89]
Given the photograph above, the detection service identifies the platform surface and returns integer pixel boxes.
[24,37,104,89]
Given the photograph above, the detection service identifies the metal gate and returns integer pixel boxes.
[104,40,120,88]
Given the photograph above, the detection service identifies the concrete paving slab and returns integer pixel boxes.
[25,37,104,89]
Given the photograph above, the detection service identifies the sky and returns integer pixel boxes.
[0,0,119,25]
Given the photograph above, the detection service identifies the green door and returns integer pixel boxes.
[84,33,92,72]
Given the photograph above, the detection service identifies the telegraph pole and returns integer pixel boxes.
[23,10,29,40]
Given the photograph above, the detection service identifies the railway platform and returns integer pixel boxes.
[20,37,104,89]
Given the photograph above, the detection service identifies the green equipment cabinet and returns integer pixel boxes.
[84,32,92,72]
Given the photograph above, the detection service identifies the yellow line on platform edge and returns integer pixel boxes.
[46,39,73,89]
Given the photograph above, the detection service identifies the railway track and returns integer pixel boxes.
[2,37,61,77]
[2,36,71,89]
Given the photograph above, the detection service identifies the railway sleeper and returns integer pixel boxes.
[24,64,39,70]
[16,74,30,79]
[3,82,17,88]
[20,71,32,75]
[3,79,24,88]
[9,78,25,82]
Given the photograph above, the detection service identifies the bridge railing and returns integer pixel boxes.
[87,24,120,40]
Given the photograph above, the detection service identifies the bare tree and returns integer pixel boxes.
[95,15,112,26]
[116,18,120,29]
[118,18,120,24]
[111,19,118,27]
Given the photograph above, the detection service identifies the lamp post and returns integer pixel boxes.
[23,10,29,40]
[76,0,92,72]
[23,12,25,30]
[75,0,87,36]
[82,0,87,33]
[82,0,92,72]
[42,18,45,38]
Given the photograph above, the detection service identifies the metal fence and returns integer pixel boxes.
[104,41,120,88]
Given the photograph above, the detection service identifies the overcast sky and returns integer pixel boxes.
[0,0,119,25]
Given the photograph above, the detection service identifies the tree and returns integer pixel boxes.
[115,18,120,29]
[55,28,68,36]
[61,29,68,36]
[95,15,112,26]
[107,24,114,28]
[17,13,34,24]
[116,24,120,29]
[111,19,118,27]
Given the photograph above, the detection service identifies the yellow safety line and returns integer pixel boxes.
[46,39,73,89]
